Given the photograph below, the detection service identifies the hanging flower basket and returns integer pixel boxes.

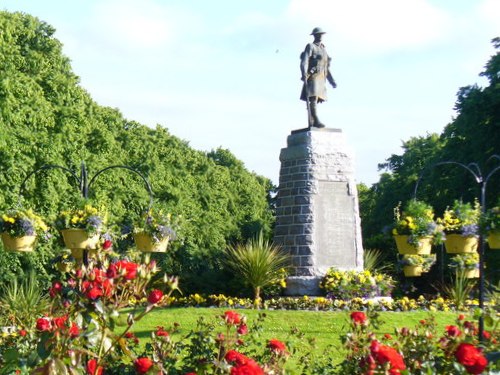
[61,229,99,250]
[394,235,432,255]
[487,232,500,249]
[444,234,478,254]
[1,233,37,252]
[403,265,422,277]
[134,232,169,253]
[462,268,480,278]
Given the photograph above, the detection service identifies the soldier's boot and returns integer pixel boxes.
[309,100,325,128]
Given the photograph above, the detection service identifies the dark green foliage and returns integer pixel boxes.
[0,11,274,292]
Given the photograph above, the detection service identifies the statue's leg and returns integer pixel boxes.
[309,97,325,128]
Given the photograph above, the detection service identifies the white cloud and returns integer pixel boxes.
[90,0,175,50]
[286,0,453,54]
[478,0,500,32]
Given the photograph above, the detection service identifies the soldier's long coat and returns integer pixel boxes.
[300,42,332,103]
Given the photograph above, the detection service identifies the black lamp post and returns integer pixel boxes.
[414,155,500,341]
[19,161,154,264]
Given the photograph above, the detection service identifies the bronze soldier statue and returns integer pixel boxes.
[300,27,337,128]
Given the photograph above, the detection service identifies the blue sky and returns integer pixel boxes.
[1,0,499,185]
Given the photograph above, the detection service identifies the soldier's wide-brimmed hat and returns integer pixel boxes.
[310,27,326,35]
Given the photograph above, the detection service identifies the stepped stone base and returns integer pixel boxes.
[274,127,363,296]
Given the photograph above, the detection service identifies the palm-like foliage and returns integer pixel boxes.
[0,271,49,327]
[225,233,289,306]
[363,249,392,273]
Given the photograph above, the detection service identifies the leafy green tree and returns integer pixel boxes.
[0,11,274,293]
[361,38,499,286]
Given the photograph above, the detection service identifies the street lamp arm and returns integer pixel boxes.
[413,160,482,199]
[18,164,81,206]
[87,165,154,211]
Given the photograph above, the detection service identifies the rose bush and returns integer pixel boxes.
[336,310,499,374]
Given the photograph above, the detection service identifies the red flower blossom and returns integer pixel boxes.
[446,325,462,337]
[103,239,112,250]
[230,362,264,375]
[226,350,249,366]
[49,281,63,298]
[237,323,248,335]
[19,329,27,337]
[114,260,138,280]
[155,326,169,337]
[86,358,104,375]
[53,315,67,329]
[36,317,51,332]
[268,338,287,354]
[86,286,103,300]
[223,310,241,325]
[370,340,406,374]
[455,343,488,374]
[350,311,368,325]
[225,350,263,375]
[148,289,163,304]
[69,322,79,338]
[458,314,466,320]
[134,357,154,374]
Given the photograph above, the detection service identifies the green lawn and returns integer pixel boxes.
[128,307,460,367]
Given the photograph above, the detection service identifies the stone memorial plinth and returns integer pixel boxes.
[273,127,363,295]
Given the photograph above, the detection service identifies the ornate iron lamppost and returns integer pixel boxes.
[19,161,154,264]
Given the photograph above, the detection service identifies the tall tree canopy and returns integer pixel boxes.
[0,11,274,293]
[360,37,500,256]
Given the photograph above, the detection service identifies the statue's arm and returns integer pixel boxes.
[300,44,311,81]
[327,70,337,88]
[326,56,337,88]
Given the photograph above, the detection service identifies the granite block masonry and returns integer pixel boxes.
[273,127,363,295]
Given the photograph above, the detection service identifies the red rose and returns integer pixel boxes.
[224,310,241,325]
[53,315,67,329]
[455,343,488,374]
[226,350,249,366]
[155,326,169,337]
[86,358,104,375]
[36,317,52,332]
[49,281,63,298]
[148,289,163,304]
[106,263,118,278]
[370,340,406,374]
[268,338,287,354]
[103,239,112,250]
[458,314,466,320]
[237,324,248,335]
[446,325,462,337]
[69,322,80,338]
[134,357,154,374]
[350,311,368,325]
[19,329,27,337]
[86,286,103,300]
[230,361,264,375]
[115,260,138,280]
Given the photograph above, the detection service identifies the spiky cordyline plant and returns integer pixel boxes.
[225,233,289,307]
